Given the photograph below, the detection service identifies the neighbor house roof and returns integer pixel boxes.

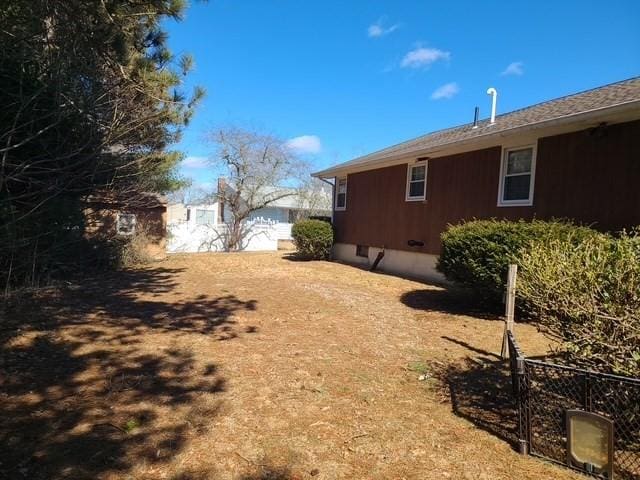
[250,186,306,209]
[85,190,167,209]
[257,186,332,210]
[313,76,640,178]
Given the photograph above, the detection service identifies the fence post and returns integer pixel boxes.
[583,372,592,412]
[501,264,518,359]
[516,357,530,455]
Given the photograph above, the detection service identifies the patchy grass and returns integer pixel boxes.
[0,252,581,479]
[124,419,141,434]
[407,360,432,375]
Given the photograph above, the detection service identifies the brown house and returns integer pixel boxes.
[313,77,640,281]
[83,191,168,260]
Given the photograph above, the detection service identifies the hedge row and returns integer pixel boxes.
[518,230,640,376]
[437,219,640,377]
[437,219,597,305]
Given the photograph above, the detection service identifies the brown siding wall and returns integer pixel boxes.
[333,119,640,255]
[84,204,167,259]
[533,121,640,231]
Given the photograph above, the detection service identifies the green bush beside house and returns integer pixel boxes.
[437,219,597,305]
[517,229,640,377]
[291,219,334,260]
[437,219,640,377]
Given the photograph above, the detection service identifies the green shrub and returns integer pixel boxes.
[437,218,639,375]
[291,219,333,260]
[437,219,598,305]
[518,230,640,376]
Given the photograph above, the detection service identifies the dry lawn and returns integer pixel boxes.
[0,252,582,480]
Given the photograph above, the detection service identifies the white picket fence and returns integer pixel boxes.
[274,222,293,240]
[167,221,278,253]
[246,216,293,240]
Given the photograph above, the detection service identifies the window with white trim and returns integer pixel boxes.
[406,162,427,201]
[498,146,536,206]
[335,177,347,210]
[116,213,136,236]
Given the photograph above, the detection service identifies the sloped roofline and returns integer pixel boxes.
[313,77,640,178]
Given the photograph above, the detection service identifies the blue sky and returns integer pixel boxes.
[165,0,640,187]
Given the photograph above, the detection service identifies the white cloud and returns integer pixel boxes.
[401,47,450,69]
[501,61,524,76]
[431,82,460,100]
[286,135,322,154]
[181,156,208,168]
[368,19,399,38]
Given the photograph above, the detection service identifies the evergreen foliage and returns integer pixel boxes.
[0,0,204,288]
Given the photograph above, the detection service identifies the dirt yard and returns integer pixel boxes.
[0,252,582,480]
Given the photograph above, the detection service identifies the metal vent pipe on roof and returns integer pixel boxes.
[472,106,479,129]
[487,87,497,124]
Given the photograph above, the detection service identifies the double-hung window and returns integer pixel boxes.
[335,177,347,210]
[498,146,536,206]
[406,162,427,201]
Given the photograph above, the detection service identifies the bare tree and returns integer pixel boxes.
[207,126,308,250]
[167,184,216,205]
[293,177,332,221]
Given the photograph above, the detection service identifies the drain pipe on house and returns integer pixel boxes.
[317,177,335,224]
[316,176,384,270]
[370,247,385,272]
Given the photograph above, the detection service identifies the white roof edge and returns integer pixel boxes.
[312,99,640,178]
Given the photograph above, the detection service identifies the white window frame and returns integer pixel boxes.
[335,176,347,211]
[406,161,428,202]
[498,145,537,207]
[116,212,136,236]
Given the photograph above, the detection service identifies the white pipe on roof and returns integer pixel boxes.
[487,87,498,124]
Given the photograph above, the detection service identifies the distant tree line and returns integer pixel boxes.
[0,0,203,291]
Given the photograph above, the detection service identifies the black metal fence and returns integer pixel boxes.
[507,331,640,479]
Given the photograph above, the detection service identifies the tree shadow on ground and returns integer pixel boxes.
[280,252,323,263]
[400,287,497,319]
[436,336,555,450]
[0,265,259,479]
[438,349,519,447]
[169,464,295,480]
[237,466,295,480]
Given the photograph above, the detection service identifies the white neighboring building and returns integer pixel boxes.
[168,203,218,225]
[239,185,332,240]
[246,195,329,240]
[167,203,278,253]
[166,181,332,253]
